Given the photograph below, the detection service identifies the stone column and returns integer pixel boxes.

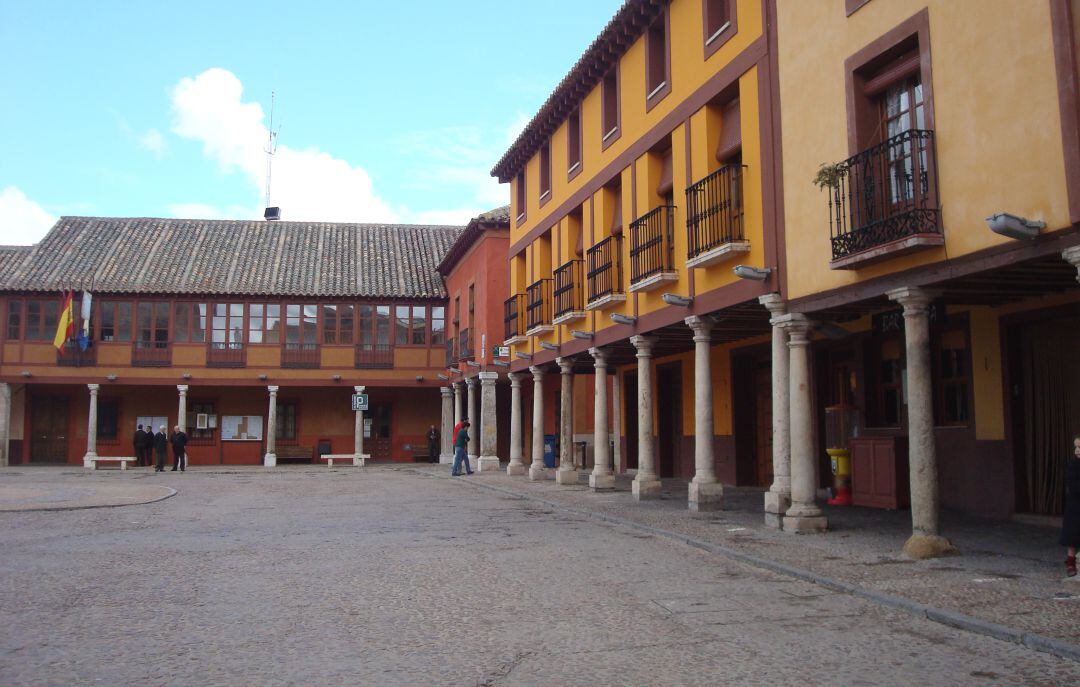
[466,377,478,463]
[453,382,463,426]
[477,371,500,472]
[353,385,365,463]
[83,383,99,468]
[528,366,550,480]
[439,386,454,464]
[760,294,791,527]
[0,382,11,467]
[507,372,526,475]
[887,287,955,558]
[264,385,279,467]
[612,370,622,474]
[1063,245,1080,281]
[777,314,827,533]
[176,384,189,436]
[686,316,723,511]
[631,336,661,499]
[589,347,615,491]
[555,357,577,485]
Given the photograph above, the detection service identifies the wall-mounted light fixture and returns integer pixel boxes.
[182,372,192,380]
[20,370,31,378]
[515,352,533,361]
[986,212,1045,240]
[106,374,118,382]
[570,330,593,340]
[258,374,268,381]
[492,360,510,367]
[466,360,481,367]
[437,373,450,381]
[611,313,637,326]
[662,293,693,307]
[539,342,559,351]
[733,265,772,281]
[415,375,424,382]
[331,374,342,382]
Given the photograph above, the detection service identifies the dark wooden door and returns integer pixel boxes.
[31,395,70,463]
[369,403,392,461]
[623,372,638,470]
[657,363,682,478]
[754,365,773,487]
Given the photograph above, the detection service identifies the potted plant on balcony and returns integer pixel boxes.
[812,162,845,191]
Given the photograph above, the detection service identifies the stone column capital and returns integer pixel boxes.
[775,313,813,344]
[630,335,658,355]
[1063,245,1080,270]
[87,383,100,393]
[556,357,573,374]
[267,385,279,394]
[465,376,477,388]
[758,292,787,315]
[589,347,608,368]
[886,286,939,313]
[478,371,498,383]
[507,371,524,386]
[176,384,189,395]
[440,386,453,397]
[529,365,544,381]
[684,316,713,341]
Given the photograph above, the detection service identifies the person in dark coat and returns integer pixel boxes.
[170,425,188,472]
[133,425,147,467]
[427,425,439,463]
[451,420,472,476]
[153,425,168,472]
[1061,435,1080,577]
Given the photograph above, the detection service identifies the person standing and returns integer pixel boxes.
[171,424,188,472]
[133,424,147,467]
[153,425,168,472]
[451,420,473,476]
[427,424,439,464]
[1062,434,1080,577]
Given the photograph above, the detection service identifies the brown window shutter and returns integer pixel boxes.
[575,227,583,256]
[610,189,623,236]
[716,98,742,161]
[656,150,674,196]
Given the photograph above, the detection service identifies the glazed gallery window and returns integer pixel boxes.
[136,302,169,345]
[322,304,354,345]
[211,303,245,346]
[247,304,281,344]
[394,305,429,345]
[6,300,21,339]
[173,303,207,343]
[358,305,391,346]
[431,306,445,345]
[284,304,317,344]
[99,301,132,342]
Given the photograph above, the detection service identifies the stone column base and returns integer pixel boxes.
[632,477,662,500]
[764,512,784,529]
[263,453,277,468]
[528,465,551,481]
[783,514,827,533]
[83,453,97,469]
[555,468,578,485]
[902,534,957,560]
[688,481,724,511]
[506,463,526,476]
[763,490,790,528]
[589,473,615,491]
[476,456,501,472]
[439,452,454,465]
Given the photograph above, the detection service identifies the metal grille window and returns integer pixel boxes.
[586,236,623,302]
[553,260,583,318]
[526,279,553,330]
[686,164,745,258]
[628,205,676,283]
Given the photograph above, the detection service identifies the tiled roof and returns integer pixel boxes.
[436,206,511,276]
[0,217,463,299]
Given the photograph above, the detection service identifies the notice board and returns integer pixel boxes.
[221,415,264,441]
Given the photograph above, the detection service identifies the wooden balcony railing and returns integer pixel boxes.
[132,340,172,367]
[828,129,940,263]
[686,164,746,259]
[504,293,526,341]
[282,342,320,369]
[526,279,553,331]
[553,260,584,319]
[586,235,623,303]
[56,341,96,367]
[355,343,393,369]
[206,341,246,368]
[629,205,676,284]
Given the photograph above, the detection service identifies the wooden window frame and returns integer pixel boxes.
[846,0,874,18]
[431,305,446,345]
[275,399,299,444]
[135,300,171,346]
[601,68,621,150]
[539,140,552,206]
[703,0,738,59]
[6,299,22,340]
[931,323,972,428]
[322,303,355,346]
[645,7,672,112]
[98,299,133,343]
[515,171,527,225]
[567,109,583,181]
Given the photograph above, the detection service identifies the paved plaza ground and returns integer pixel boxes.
[1,466,1079,686]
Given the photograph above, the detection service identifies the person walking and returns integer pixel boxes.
[133,424,147,467]
[153,425,168,472]
[1062,434,1080,577]
[171,424,188,472]
[427,424,439,463]
[451,420,473,476]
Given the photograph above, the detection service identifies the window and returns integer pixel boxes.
[189,401,215,441]
[284,304,317,344]
[567,109,582,178]
[515,171,526,224]
[276,401,297,442]
[97,399,119,442]
[25,300,60,342]
[174,303,207,343]
[395,305,411,345]
[323,304,354,344]
[411,306,427,345]
[99,301,132,342]
[934,328,969,426]
[539,141,551,202]
[868,336,903,428]
[645,12,670,106]
[6,300,21,339]
[703,0,736,56]
[247,303,283,344]
[211,303,245,346]
[136,302,169,345]
[358,304,392,347]
[601,69,620,146]
[431,306,445,345]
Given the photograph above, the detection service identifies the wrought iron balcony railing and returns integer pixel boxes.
[686,164,746,259]
[132,340,171,367]
[553,260,584,320]
[355,343,393,369]
[629,205,676,284]
[444,338,456,367]
[526,279,554,331]
[206,341,246,368]
[504,293,526,341]
[586,235,623,303]
[282,342,320,369]
[828,129,940,263]
[56,341,96,367]
[458,328,473,361]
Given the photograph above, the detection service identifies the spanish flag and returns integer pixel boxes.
[52,291,74,350]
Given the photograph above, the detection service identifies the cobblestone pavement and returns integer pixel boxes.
[434,466,1080,652]
[1,467,1079,686]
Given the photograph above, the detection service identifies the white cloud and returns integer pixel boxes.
[0,186,57,245]
[170,68,398,223]
[138,128,166,157]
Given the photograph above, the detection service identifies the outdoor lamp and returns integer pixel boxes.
[733,265,772,280]
[986,212,1045,240]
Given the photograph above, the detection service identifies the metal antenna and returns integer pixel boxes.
[264,91,280,209]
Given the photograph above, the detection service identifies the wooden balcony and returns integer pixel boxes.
[827,129,942,270]
[503,293,527,344]
[552,260,585,324]
[132,340,172,367]
[628,205,678,292]
[206,342,246,368]
[685,164,750,269]
[585,235,626,310]
[56,341,96,367]
[282,342,320,369]
[525,279,554,336]
[355,343,393,369]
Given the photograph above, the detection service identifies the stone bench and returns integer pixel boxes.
[318,454,369,468]
[87,456,136,470]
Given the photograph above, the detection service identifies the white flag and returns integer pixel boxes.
[80,292,92,333]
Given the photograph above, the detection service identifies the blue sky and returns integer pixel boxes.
[0,1,622,244]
